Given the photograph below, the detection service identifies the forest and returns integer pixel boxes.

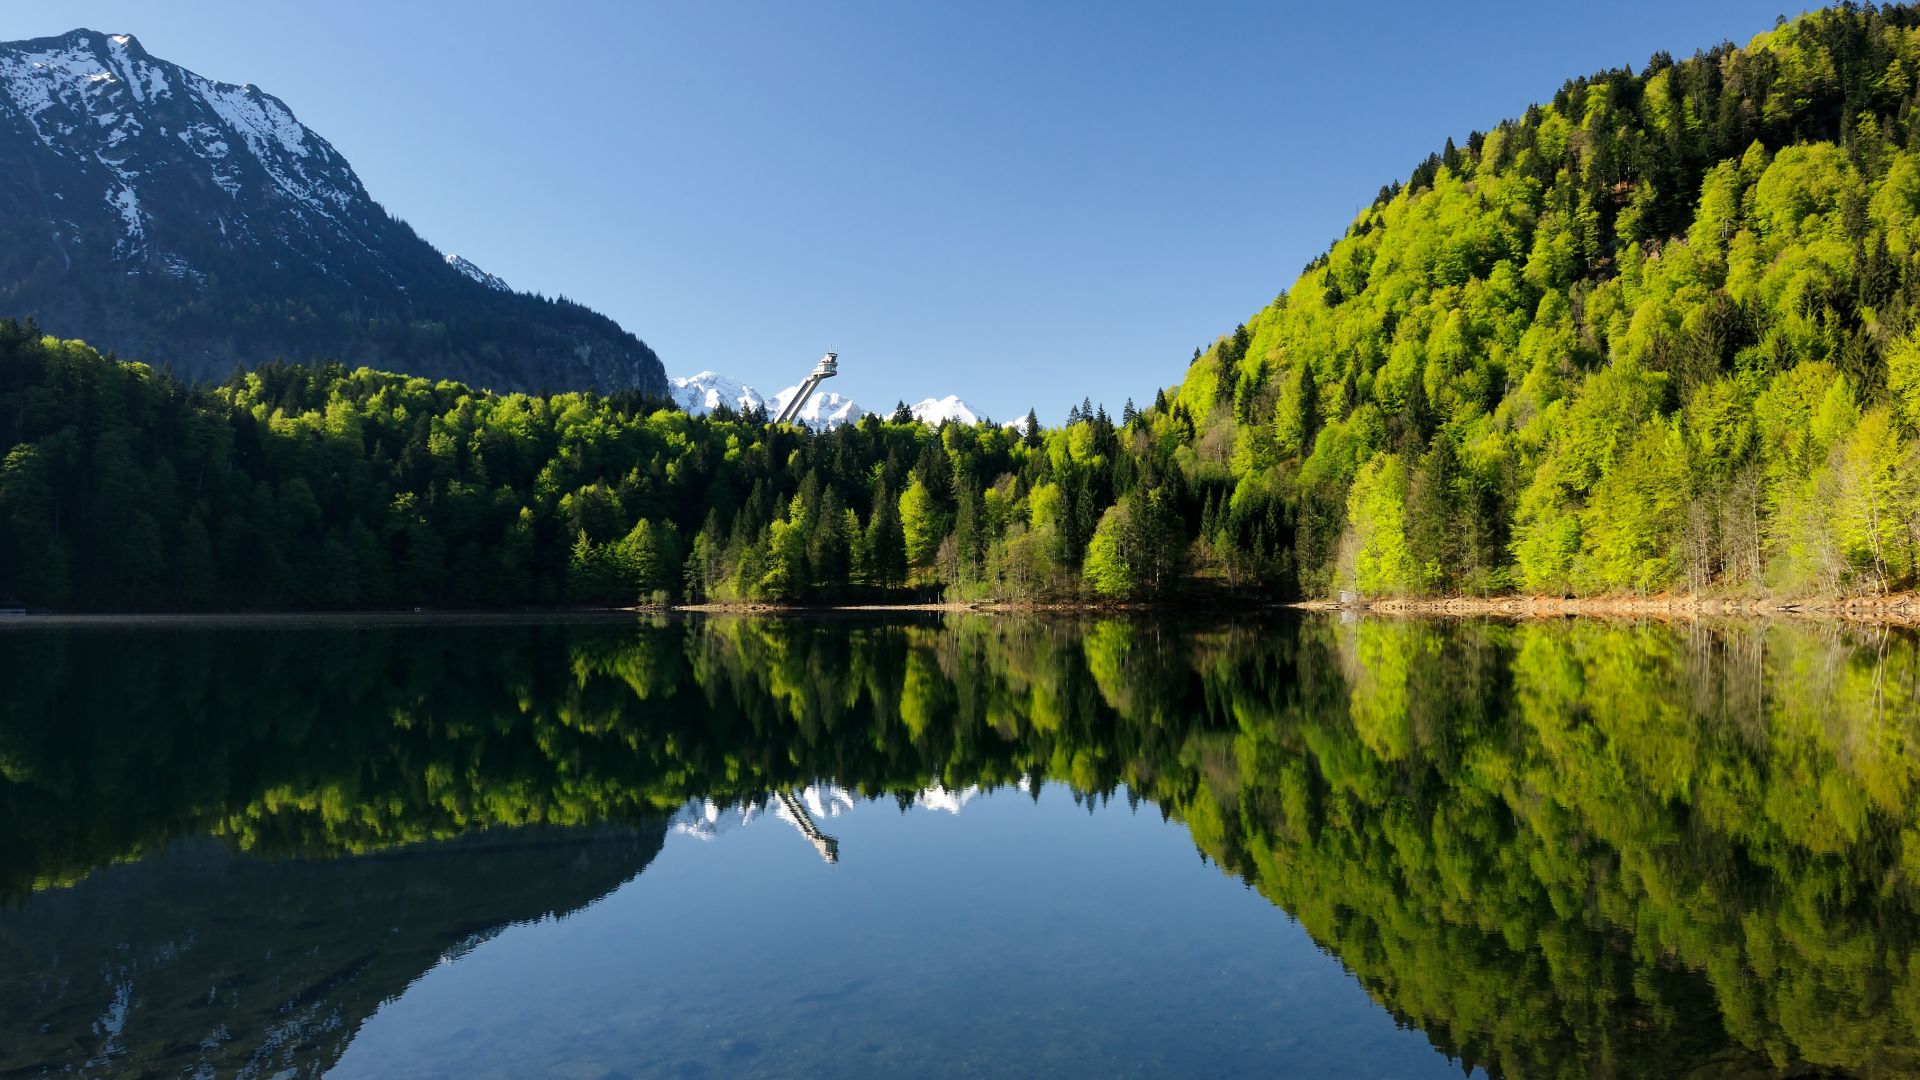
[0,320,1190,609]
[1165,3,1920,598]
[18,4,1920,605]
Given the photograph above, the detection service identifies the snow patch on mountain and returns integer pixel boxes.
[446,254,509,292]
[105,183,142,255]
[0,39,113,145]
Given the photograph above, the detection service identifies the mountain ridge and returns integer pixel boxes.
[0,28,666,393]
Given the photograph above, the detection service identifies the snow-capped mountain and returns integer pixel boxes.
[670,369,981,431]
[910,395,980,426]
[670,370,769,415]
[670,370,869,429]
[0,29,665,392]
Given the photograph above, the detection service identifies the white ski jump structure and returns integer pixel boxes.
[772,352,839,426]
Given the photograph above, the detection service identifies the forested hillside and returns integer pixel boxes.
[0,322,1179,610]
[1154,3,1920,598]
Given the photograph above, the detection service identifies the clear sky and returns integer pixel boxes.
[6,0,1800,421]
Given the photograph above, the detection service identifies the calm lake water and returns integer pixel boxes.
[2,613,1917,1078]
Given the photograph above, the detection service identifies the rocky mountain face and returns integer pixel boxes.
[0,29,665,393]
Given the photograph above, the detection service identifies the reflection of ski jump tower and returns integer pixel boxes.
[774,790,840,863]
[772,352,839,426]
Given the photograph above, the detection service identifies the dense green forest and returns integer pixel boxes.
[22,4,1920,604]
[6,614,1918,1075]
[0,321,1186,609]
[1164,3,1920,598]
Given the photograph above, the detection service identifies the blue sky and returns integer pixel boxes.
[10,0,1799,421]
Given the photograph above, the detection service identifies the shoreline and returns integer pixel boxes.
[1295,593,1920,626]
[5,594,1920,627]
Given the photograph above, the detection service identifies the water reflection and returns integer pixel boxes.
[2,614,1917,1076]
[673,784,987,862]
[0,826,665,1077]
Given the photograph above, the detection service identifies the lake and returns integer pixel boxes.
[1,613,1916,1077]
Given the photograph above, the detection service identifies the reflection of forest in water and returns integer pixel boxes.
[3,614,1919,1077]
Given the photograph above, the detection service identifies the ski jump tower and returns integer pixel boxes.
[772,352,838,426]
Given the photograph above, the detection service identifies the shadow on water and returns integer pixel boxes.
[1,613,1917,1077]
[0,826,664,1077]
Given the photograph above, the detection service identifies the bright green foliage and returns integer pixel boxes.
[898,477,943,574]
[1082,506,1132,596]
[1344,453,1416,594]
[1146,4,1920,598]
[0,322,1132,608]
[1572,421,1686,592]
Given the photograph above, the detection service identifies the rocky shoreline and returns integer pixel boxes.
[1294,593,1920,625]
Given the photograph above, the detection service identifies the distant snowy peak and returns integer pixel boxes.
[446,254,509,292]
[911,395,981,426]
[670,370,980,431]
[668,369,867,431]
[670,370,768,415]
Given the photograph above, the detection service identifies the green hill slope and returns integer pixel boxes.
[1156,4,1920,598]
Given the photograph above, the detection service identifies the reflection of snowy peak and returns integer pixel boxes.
[667,369,980,431]
[670,782,984,839]
[915,783,980,814]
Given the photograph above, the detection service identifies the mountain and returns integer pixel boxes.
[670,370,770,416]
[669,368,980,430]
[0,29,665,393]
[910,394,980,426]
